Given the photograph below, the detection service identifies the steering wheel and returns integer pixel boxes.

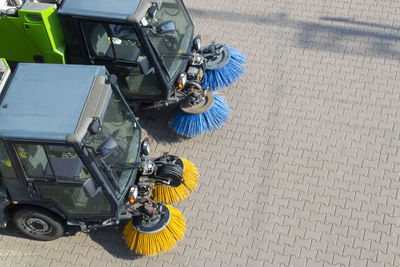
[163,8,180,17]
[162,35,178,50]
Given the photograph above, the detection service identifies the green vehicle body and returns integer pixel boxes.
[0,0,200,111]
[0,5,65,64]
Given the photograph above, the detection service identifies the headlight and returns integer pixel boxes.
[128,186,138,204]
[177,73,187,89]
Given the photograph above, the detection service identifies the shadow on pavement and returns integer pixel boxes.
[135,105,187,144]
[0,222,81,239]
[88,224,143,260]
[0,223,26,239]
[0,222,143,260]
[188,8,400,60]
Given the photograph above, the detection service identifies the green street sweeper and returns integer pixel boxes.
[0,0,246,137]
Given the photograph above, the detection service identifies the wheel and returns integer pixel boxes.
[13,207,64,241]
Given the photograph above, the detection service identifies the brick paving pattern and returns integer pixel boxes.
[2,0,400,266]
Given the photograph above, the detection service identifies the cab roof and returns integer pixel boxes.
[0,64,106,142]
[58,0,160,22]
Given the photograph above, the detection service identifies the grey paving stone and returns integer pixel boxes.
[2,0,400,266]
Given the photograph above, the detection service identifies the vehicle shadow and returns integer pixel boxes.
[135,105,188,144]
[88,223,143,260]
[0,223,27,239]
[188,8,400,61]
[296,17,400,60]
[0,222,142,260]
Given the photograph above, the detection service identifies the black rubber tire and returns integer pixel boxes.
[156,163,184,187]
[13,207,64,241]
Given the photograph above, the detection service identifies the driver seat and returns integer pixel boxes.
[88,23,141,62]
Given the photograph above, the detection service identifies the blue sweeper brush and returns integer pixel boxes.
[170,92,230,137]
[202,46,246,91]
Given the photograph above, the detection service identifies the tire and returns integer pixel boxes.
[13,207,64,241]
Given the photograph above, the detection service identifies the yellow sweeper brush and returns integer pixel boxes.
[153,158,199,204]
[123,204,186,256]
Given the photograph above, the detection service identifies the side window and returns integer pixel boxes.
[81,22,145,62]
[109,24,144,62]
[0,140,17,179]
[15,144,49,179]
[81,21,162,97]
[45,145,90,182]
[15,144,89,182]
[82,22,113,58]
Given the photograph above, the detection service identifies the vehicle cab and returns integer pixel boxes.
[57,0,195,105]
[0,0,234,137]
[0,62,142,234]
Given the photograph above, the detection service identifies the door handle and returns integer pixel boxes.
[27,182,36,194]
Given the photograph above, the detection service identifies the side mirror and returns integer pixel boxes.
[109,74,118,85]
[141,137,151,156]
[138,56,155,75]
[88,119,101,135]
[96,137,118,159]
[192,35,201,51]
[83,178,102,198]
[148,4,157,18]
[156,21,176,35]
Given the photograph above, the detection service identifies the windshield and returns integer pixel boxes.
[83,89,141,198]
[142,0,194,79]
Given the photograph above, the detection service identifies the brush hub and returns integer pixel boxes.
[131,204,171,234]
[180,91,215,114]
[203,45,231,71]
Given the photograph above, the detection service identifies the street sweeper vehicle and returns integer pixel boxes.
[0,59,200,255]
[0,0,246,137]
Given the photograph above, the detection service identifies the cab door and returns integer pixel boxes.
[13,143,113,218]
[0,140,30,201]
[0,140,13,227]
[79,21,165,101]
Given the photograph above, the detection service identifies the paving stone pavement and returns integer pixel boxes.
[2,0,400,266]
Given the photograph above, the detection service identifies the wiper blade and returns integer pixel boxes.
[148,40,170,80]
[111,162,142,170]
[159,52,191,59]
[100,159,121,194]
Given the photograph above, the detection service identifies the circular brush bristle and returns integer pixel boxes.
[123,205,186,256]
[170,94,230,137]
[153,158,199,203]
[202,46,246,91]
